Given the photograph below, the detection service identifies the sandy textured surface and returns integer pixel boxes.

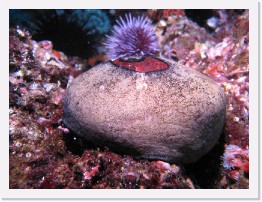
[63,58,226,163]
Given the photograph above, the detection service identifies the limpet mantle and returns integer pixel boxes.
[62,57,226,163]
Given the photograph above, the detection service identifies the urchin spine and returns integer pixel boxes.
[104,13,159,59]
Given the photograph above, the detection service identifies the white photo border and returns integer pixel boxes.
[1,0,259,199]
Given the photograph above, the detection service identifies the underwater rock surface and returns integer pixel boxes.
[63,58,226,163]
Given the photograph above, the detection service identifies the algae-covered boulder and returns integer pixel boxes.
[63,58,226,163]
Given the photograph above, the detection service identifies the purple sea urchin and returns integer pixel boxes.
[104,13,159,59]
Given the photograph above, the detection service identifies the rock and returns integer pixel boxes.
[62,57,226,163]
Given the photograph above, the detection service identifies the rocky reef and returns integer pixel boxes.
[9,9,249,189]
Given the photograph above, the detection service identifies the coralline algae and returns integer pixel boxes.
[63,57,226,164]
